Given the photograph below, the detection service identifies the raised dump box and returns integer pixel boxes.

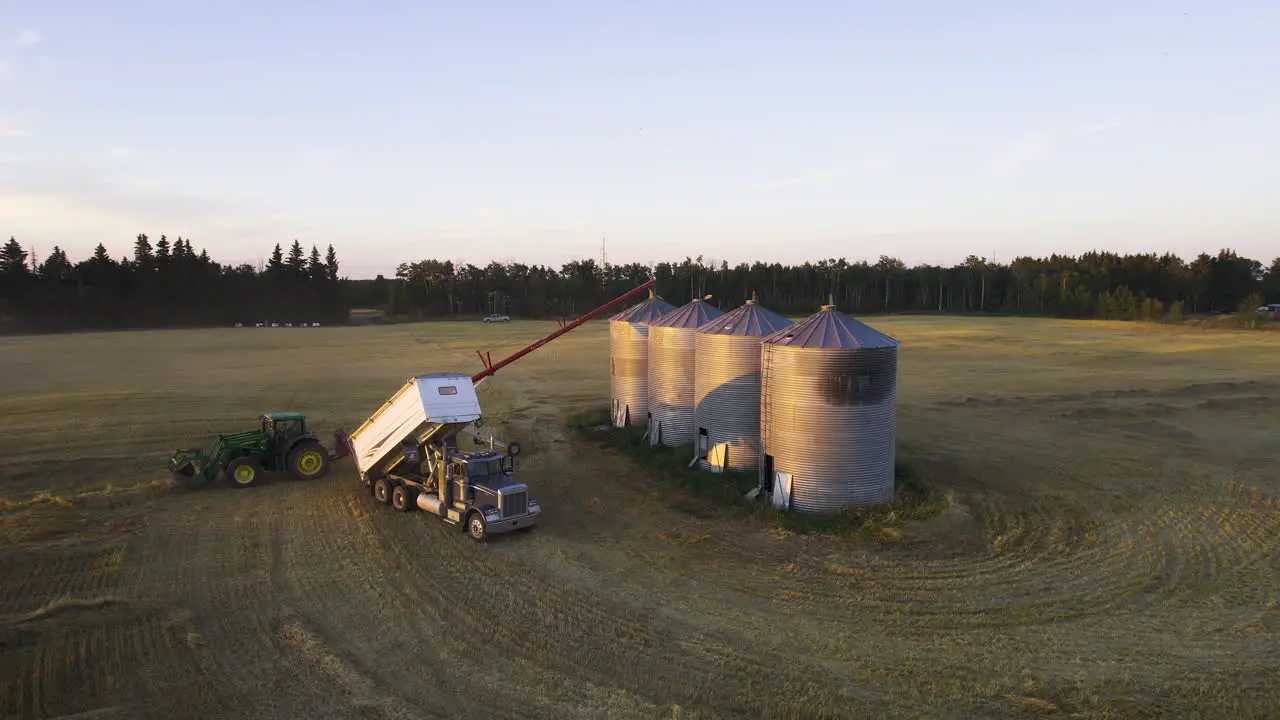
[347,372,483,481]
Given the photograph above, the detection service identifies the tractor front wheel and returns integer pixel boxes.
[287,441,330,480]
[225,457,264,489]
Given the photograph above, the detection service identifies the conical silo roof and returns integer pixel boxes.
[651,297,725,328]
[698,298,793,336]
[762,304,898,349]
[610,290,676,324]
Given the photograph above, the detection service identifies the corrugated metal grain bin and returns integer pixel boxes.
[759,303,899,512]
[609,289,676,427]
[646,298,725,446]
[692,299,794,472]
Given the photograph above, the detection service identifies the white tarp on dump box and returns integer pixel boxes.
[348,373,483,476]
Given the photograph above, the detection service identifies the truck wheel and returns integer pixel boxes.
[373,478,392,505]
[287,441,330,480]
[467,512,487,541]
[391,486,414,512]
[225,457,263,489]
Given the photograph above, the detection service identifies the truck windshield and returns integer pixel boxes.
[467,459,503,479]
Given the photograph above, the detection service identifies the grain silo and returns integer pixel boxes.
[759,303,899,512]
[692,298,794,473]
[646,298,725,446]
[609,289,676,428]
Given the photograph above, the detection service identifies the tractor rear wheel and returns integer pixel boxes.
[225,457,264,489]
[373,478,392,505]
[287,441,330,480]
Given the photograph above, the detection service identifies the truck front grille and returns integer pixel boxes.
[501,490,527,518]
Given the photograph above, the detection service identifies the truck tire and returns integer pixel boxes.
[391,485,414,512]
[467,512,487,542]
[373,478,392,505]
[225,457,263,489]
[287,441,330,480]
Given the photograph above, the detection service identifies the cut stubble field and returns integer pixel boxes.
[1,316,1278,719]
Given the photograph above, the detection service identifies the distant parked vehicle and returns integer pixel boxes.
[483,314,511,323]
[1257,304,1280,320]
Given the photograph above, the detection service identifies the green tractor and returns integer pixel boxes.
[168,412,350,489]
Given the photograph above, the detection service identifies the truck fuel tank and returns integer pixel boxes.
[417,493,446,516]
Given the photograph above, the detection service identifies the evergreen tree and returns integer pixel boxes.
[325,244,340,282]
[308,244,323,281]
[286,240,306,277]
[1,237,29,275]
[133,234,154,270]
[267,244,285,275]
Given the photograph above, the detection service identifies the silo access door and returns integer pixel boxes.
[770,471,792,510]
[612,400,628,428]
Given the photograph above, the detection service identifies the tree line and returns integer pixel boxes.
[365,248,1279,322]
[3,236,1277,334]
[0,235,349,333]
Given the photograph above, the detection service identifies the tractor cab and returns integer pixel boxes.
[261,412,309,446]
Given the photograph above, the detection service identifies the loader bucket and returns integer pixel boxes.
[169,450,209,488]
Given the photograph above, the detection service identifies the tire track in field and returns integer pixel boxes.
[127,484,365,720]
[302,476,665,719]
[337,448,903,718]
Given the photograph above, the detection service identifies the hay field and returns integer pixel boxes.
[1,316,1278,719]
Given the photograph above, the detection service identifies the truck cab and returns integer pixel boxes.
[447,450,539,537]
[368,438,539,541]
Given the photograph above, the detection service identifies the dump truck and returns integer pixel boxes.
[343,372,536,540]
[169,412,342,488]
[336,279,658,540]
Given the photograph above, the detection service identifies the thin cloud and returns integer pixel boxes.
[987,132,1056,177]
[1073,119,1123,137]
[753,165,853,191]
[15,30,43,48]
[758,176,807,190]
[983,118,1124,178]
[0,113,26,137]
[298,150,347,170]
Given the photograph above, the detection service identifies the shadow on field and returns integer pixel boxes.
[568,407,947,540]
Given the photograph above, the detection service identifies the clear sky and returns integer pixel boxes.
[1,1,1277,278]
